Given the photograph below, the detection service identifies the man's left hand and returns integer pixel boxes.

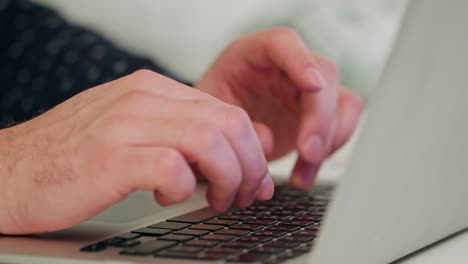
[196,27,363,190]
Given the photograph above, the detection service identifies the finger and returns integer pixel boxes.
[289,158,321,191]
[253,122,274,157]
[112,146,197,206]
[329,89,364,154]
[297,55,340,165]
[114,116,243,212]
[242,27,326,92]
[205,104,273,207]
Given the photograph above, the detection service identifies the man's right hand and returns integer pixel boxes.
[0,70,274,235]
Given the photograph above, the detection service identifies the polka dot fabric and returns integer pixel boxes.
[0,0,182,128]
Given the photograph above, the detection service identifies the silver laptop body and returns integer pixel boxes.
[1,0,468,263]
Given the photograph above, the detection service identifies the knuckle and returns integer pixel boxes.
[159,149,186,176]
[197,125,224,150]
[223,106,252,139]
[129,69,160,84]
[270,26,300,39]
[118,90,152,106]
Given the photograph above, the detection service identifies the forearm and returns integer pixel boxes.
[0,0,188,129]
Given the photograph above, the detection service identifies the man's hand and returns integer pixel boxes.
[0,70,274,235]
[196,27,364,190]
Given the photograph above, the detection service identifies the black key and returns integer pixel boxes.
[100,238,123,246]
[168,207,220,223]
[215,229,249,236]
[231,210,257,215]
[168,245,204,253]
[190,224,224,231]
[246,204,270,211]
[243,219,277,226]
[174,229,209,236]
[115,233,140,240]
[201,234,235,242]
[288,205,310,210]
[157,250,199,259]
[148,221,191,230]
[121,240,177,255]
[204,247,240,255]
[230,224,262,230]
[267,225,300,232]
[237,235,272,243]
[257,214,289,221]
[305,225,321,231]
[115,240,141,248]
[252,246,285,254]
[293,215,322,221]
[272,210,298,215]
[80,243,106,252]
[280,220,313,227]
[218,214,252,221]
[132,228,171,236]
[205,219,238,226]
[293,230,318,236]
[228,252,269,263]
[253,230,287,237]
[158,234,194,242]
[264,239,301,248]
[222,241,257,249]
[282,235,315,242]
[185,239,220,247]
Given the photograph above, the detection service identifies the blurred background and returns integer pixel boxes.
[32,0,407,181]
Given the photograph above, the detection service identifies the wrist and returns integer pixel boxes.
[0,127,19,234]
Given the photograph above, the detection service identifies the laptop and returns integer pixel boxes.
[1,0,468,263]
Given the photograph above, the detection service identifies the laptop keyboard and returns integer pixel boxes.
[80,185,332,263]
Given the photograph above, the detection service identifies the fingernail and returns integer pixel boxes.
[257,174,275,200]
[290,162,319,190]
[302,135,324,163]
[305,68,326,92]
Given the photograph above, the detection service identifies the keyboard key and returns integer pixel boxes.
[293,230,318,236]
[158,234,194,242]
[100,238,124,246]
[264,239,301,248]
[230,224,262,230]
[252,246,285,254]
[190,224,224,231]
[204,219,238,226]
[267,225,300,232]
[121,240,177,255]
[201,234,235,242]
[293,215,322,221]
[305,225,321,231]
[280,220,313,227]
[237,235,272,243]
[115,240,141,248]
[215,229,249,236]
[257,214,289,221]
[253,230,287,237]
[80,243,107,252]
[272,210,298,215]
[168,207,219,223]
[228,252,270,263]
[167,245,204,253]
[157,250,199,259]
[204,247,240,255]
[243,219,277,226]
[173,229,209,236]
[185,239,220,247]
[221,241,257,249]
[218,214,252,221]
[148,221,191,230]
[231,210,257,215]
[282,235,315,242]
[115,233,141,240]
[132,228,171,236]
